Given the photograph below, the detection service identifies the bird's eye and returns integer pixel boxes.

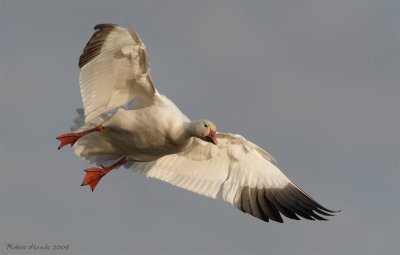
[204,124,208,128]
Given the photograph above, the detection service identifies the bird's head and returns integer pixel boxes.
[193,120,218,145]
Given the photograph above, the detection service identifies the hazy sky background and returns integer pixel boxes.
[1,1,399,255]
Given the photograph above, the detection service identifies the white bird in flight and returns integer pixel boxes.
[57,24,338,223]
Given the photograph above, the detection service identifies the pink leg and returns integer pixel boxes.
[56,125,104,150]
[81,157,128,191]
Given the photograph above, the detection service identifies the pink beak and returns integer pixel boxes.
[206,129,218,145]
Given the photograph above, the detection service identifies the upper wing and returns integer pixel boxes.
[79,24,156,122]
[131,133,337,223]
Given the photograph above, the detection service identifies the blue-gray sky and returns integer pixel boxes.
[1,1,399,255]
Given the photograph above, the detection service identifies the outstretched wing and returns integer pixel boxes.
[131,133,337,223]
[79,24,156,122]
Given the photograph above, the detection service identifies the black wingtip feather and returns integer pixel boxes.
[94,23,118,30]
[79,24,119,68]
[234,184,339,223]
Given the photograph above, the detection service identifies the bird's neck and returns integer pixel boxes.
[176,121,204,149]
[165,122,196,152]
[180,122,197,140]
[184,121,205,139]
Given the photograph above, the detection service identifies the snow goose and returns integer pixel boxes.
[57,24,338,223]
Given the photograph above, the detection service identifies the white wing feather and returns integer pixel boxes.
[131,133,336,222]
[132,133,288,200]
[79,24,156,123]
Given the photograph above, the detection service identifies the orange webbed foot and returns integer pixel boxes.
[56,134,82,150]
[56,125,105,150]
[81,167,112,192]
[80,157,128,191]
